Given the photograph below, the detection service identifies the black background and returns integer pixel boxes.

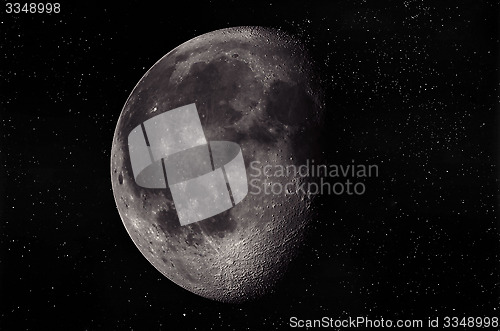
[1,1,499,330]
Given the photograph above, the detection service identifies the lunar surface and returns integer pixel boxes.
[111,26,326,303]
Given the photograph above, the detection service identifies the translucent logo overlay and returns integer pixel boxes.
[127,104,248,226]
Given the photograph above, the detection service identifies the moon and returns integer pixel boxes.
[110,26,326,303]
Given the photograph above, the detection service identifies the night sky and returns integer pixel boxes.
[1,1,499,330]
